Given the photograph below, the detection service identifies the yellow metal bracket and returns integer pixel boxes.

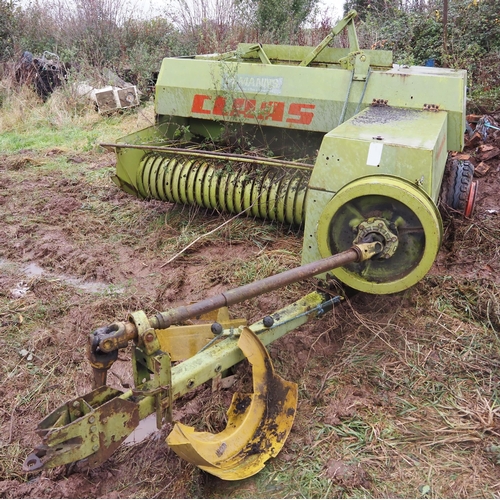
[132,348,173,426]
[167,327,298,480]
[130,310,160,355]
[24,292,340,473]
[299,10,358,67]
[156,307,246,361]
[338,51,370,80]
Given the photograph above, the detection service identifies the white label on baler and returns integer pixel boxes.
[222,75,284,95]
[367,142,384,166]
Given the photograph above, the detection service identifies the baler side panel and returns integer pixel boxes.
[155,59,466,152]
[371,67,466,152]
[156,58,353,133]
[310,107,449,199]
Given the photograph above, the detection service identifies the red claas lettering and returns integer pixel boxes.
[286,103,315,125]
[191,94,211,114]
[191,94,315,125]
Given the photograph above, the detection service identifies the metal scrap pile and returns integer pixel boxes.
[15,51,68,100]
[75,68,140,113]
[453,112,500,179]
[14,51,140,112]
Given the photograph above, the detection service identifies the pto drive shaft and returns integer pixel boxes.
[152,241,381,329]
[91,241,383,361]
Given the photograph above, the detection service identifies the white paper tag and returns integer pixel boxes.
[367,142,384,166]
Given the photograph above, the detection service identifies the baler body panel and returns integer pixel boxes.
[155,58,353,133]
[309,106,448,201]
[155,57,466,151]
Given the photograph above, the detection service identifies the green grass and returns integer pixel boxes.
[0,127,96,153]
[0,87,155,154]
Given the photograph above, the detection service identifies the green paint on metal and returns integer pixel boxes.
[314,175,442,294]
[25,292,337,470]
[23,387,139,471]
[301,106,447,293]
[299,10,359,67]
[309,106,449,200]
[216,45,393,67]
[167,291,334,399]
[153,53,465,144]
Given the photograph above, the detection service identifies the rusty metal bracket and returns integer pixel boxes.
[88,322,139,389]
[88,325,122,388]
[130,311,161,355]
[372,98,388,106]
[94,322,137,353]
[132,347,173,426]
[131,385,170,397]
[423,103,440,111]
[23,386,140,472]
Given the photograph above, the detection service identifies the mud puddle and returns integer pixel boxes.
[0,258,125,296]
[123,414,161,446]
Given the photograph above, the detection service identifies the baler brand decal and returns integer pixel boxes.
[222,75,283,95]
[191,94,315,125]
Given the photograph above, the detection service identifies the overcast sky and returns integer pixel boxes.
[19,0,345,22]
[126,0,345,22]
[133,0,344,18]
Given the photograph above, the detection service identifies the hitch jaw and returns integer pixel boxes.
[23,386,140,472]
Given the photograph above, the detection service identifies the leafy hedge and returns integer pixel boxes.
[1,0,499,110]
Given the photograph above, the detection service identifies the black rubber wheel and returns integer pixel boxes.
[446,160,475,213]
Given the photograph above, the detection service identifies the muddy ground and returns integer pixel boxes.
[0,127,500,498]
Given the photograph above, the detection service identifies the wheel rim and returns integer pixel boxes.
[317,175,443,294]
[464,180,478,218]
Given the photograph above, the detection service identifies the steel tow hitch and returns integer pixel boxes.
[23,386,140,472]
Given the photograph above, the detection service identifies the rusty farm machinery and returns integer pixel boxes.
[24,11,477,480]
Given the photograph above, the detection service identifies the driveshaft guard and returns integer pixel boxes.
[167,327,298,480]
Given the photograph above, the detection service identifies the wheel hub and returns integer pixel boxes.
[352,217,399,260]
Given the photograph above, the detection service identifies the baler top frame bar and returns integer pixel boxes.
[193,10,389,72]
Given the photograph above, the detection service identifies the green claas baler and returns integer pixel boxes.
[24,11,477,481]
